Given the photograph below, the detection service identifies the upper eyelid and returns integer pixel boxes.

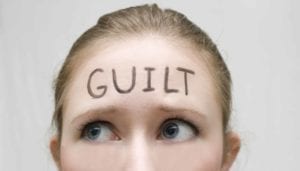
[72,106,118,126]
[77,115,202,132]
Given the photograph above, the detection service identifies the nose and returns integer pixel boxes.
[124,131,154,171]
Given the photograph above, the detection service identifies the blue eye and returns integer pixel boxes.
[160,119,198,142]
[81,121,119,142]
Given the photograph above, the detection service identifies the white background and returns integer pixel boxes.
[0,0,299,170]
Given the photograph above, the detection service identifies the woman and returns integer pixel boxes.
[50,4,240,171]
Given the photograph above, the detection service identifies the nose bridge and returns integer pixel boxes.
[124,130,154,171]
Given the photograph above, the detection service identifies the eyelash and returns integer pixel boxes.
[77,119,111,138]
[77,115,201,139]
[158,115,201,137]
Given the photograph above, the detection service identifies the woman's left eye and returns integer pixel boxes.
[81,121,120,142]
[158,119,198,142]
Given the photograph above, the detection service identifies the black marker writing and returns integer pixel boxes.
[87,66,195,98]
[164,66,179,93]
[143,67,155,92]
[87,68,107,98]
[176,67,195,95]
[112,67,136,93]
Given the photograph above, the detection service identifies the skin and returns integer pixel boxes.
[50,34,240,171]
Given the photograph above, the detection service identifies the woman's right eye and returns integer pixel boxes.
[81,121,120,142]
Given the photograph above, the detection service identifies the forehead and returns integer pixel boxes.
[77,34,206,68]
[63,35,221,122]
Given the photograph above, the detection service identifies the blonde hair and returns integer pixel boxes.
[52,4,232,142]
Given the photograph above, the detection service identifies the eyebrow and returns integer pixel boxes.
[71,104,207,126]
[159,105,207,121]
[71,105,118,125]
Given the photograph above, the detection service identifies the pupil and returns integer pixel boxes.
[88,126,101,140]
[163,122,178,138]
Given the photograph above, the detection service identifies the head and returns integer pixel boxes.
[50,4,240,171]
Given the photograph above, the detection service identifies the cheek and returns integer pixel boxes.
[60,144,126,171]
[59,140,224,171]
[152,141,224,171]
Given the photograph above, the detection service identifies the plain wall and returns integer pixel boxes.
[0,0,299,170]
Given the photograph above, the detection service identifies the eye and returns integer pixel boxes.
[81,121,120,142]
[158,119,198,142]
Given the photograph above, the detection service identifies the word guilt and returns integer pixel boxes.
[87,66,195,98]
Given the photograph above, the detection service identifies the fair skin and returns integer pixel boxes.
[50,34,240,171]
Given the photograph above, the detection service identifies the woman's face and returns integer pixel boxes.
[55,35,233,171]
